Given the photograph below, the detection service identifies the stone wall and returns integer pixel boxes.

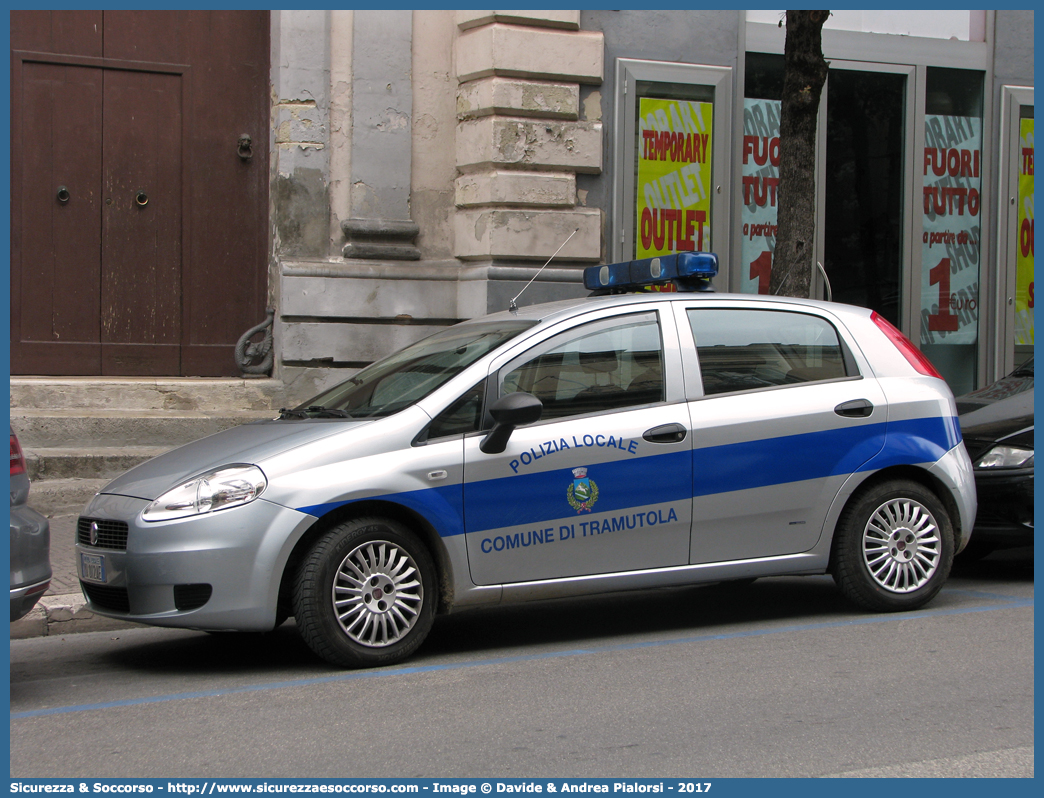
[453,11,604,269]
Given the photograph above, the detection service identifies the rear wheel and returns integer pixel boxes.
[833,480,954,612]
[293,517,436,668]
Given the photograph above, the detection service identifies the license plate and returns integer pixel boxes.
[80,553,106,584]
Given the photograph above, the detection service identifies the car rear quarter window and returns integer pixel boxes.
[686,308,851,396]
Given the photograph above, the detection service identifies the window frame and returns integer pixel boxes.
[994,84,1035,379]
[612,58,733,273]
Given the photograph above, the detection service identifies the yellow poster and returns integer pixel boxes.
[635,98,713,258]
[1016,117,1034,345]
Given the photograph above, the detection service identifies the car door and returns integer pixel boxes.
[463,307,693,585]
[675,303,887,564]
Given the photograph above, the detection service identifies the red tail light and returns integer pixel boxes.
[871,311,944,379]
[10,432,27,476]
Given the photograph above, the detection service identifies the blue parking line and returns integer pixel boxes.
[11,589,1033,721]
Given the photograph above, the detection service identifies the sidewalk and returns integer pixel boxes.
[10,513,141,639]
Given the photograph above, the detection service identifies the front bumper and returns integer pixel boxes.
[74,493,316,631]
[970,466,1034,546]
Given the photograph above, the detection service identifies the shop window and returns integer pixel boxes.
[1015,105,1034,367]
[634,81,714,260]
[918,68,985,395]
[740,53,784,295]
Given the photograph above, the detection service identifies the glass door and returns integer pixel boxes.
[822,67,910,330]
[739,56,915,331]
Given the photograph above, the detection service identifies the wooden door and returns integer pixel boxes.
[101,69,183,375]
[11,11,269,377]
[13,61,104,374]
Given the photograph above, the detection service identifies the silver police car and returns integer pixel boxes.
[76,253,976,668]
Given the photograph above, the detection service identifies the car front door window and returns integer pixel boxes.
[500,312,665,419]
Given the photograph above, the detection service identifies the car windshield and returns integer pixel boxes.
[292,320,535,419]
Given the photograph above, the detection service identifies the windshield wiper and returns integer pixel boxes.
[305,405,353,418]
[278,407,309,419]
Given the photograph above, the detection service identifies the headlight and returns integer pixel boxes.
[974,446,1034,469]
[142,465,267,522]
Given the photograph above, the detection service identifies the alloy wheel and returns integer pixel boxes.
[331,540,424,647]
[861,497,942,593]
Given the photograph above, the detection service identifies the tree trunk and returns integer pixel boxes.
[771,10,830,298]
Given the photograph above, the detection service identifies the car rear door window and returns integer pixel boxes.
[686,309,851,396]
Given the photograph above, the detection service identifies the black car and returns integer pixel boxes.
[956,358,1034,557]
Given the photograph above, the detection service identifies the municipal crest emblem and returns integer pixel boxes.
[567,466,599,513]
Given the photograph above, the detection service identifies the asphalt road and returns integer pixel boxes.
[9,549,1034,779]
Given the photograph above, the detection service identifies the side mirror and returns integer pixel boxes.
[480,392,543,454]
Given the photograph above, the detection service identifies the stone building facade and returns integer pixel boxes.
[272,10,606,403]
[270,9,1034,403]
[10,10,1034,402]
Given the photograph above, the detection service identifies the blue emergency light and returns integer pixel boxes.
[583,251,719,294]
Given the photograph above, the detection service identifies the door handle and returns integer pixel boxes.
[643,423,687,443]
[834,399,874,418]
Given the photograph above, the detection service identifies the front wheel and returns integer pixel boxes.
[293,517,437,668]
[832,480,954,612]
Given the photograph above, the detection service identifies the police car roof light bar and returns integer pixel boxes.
[584,251,719,294]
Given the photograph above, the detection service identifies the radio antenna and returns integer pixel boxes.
[509,228,580,313]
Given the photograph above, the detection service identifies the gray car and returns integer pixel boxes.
[75,253,976,668]
[10,428,51,621]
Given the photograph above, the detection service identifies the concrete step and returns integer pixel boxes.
[24,446,172,482]
[11,408,276,448]
[10,377,287,412]
[11,377,294,521]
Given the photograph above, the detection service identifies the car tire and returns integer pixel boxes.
[293,517,437,668]
[832,480,954,612]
